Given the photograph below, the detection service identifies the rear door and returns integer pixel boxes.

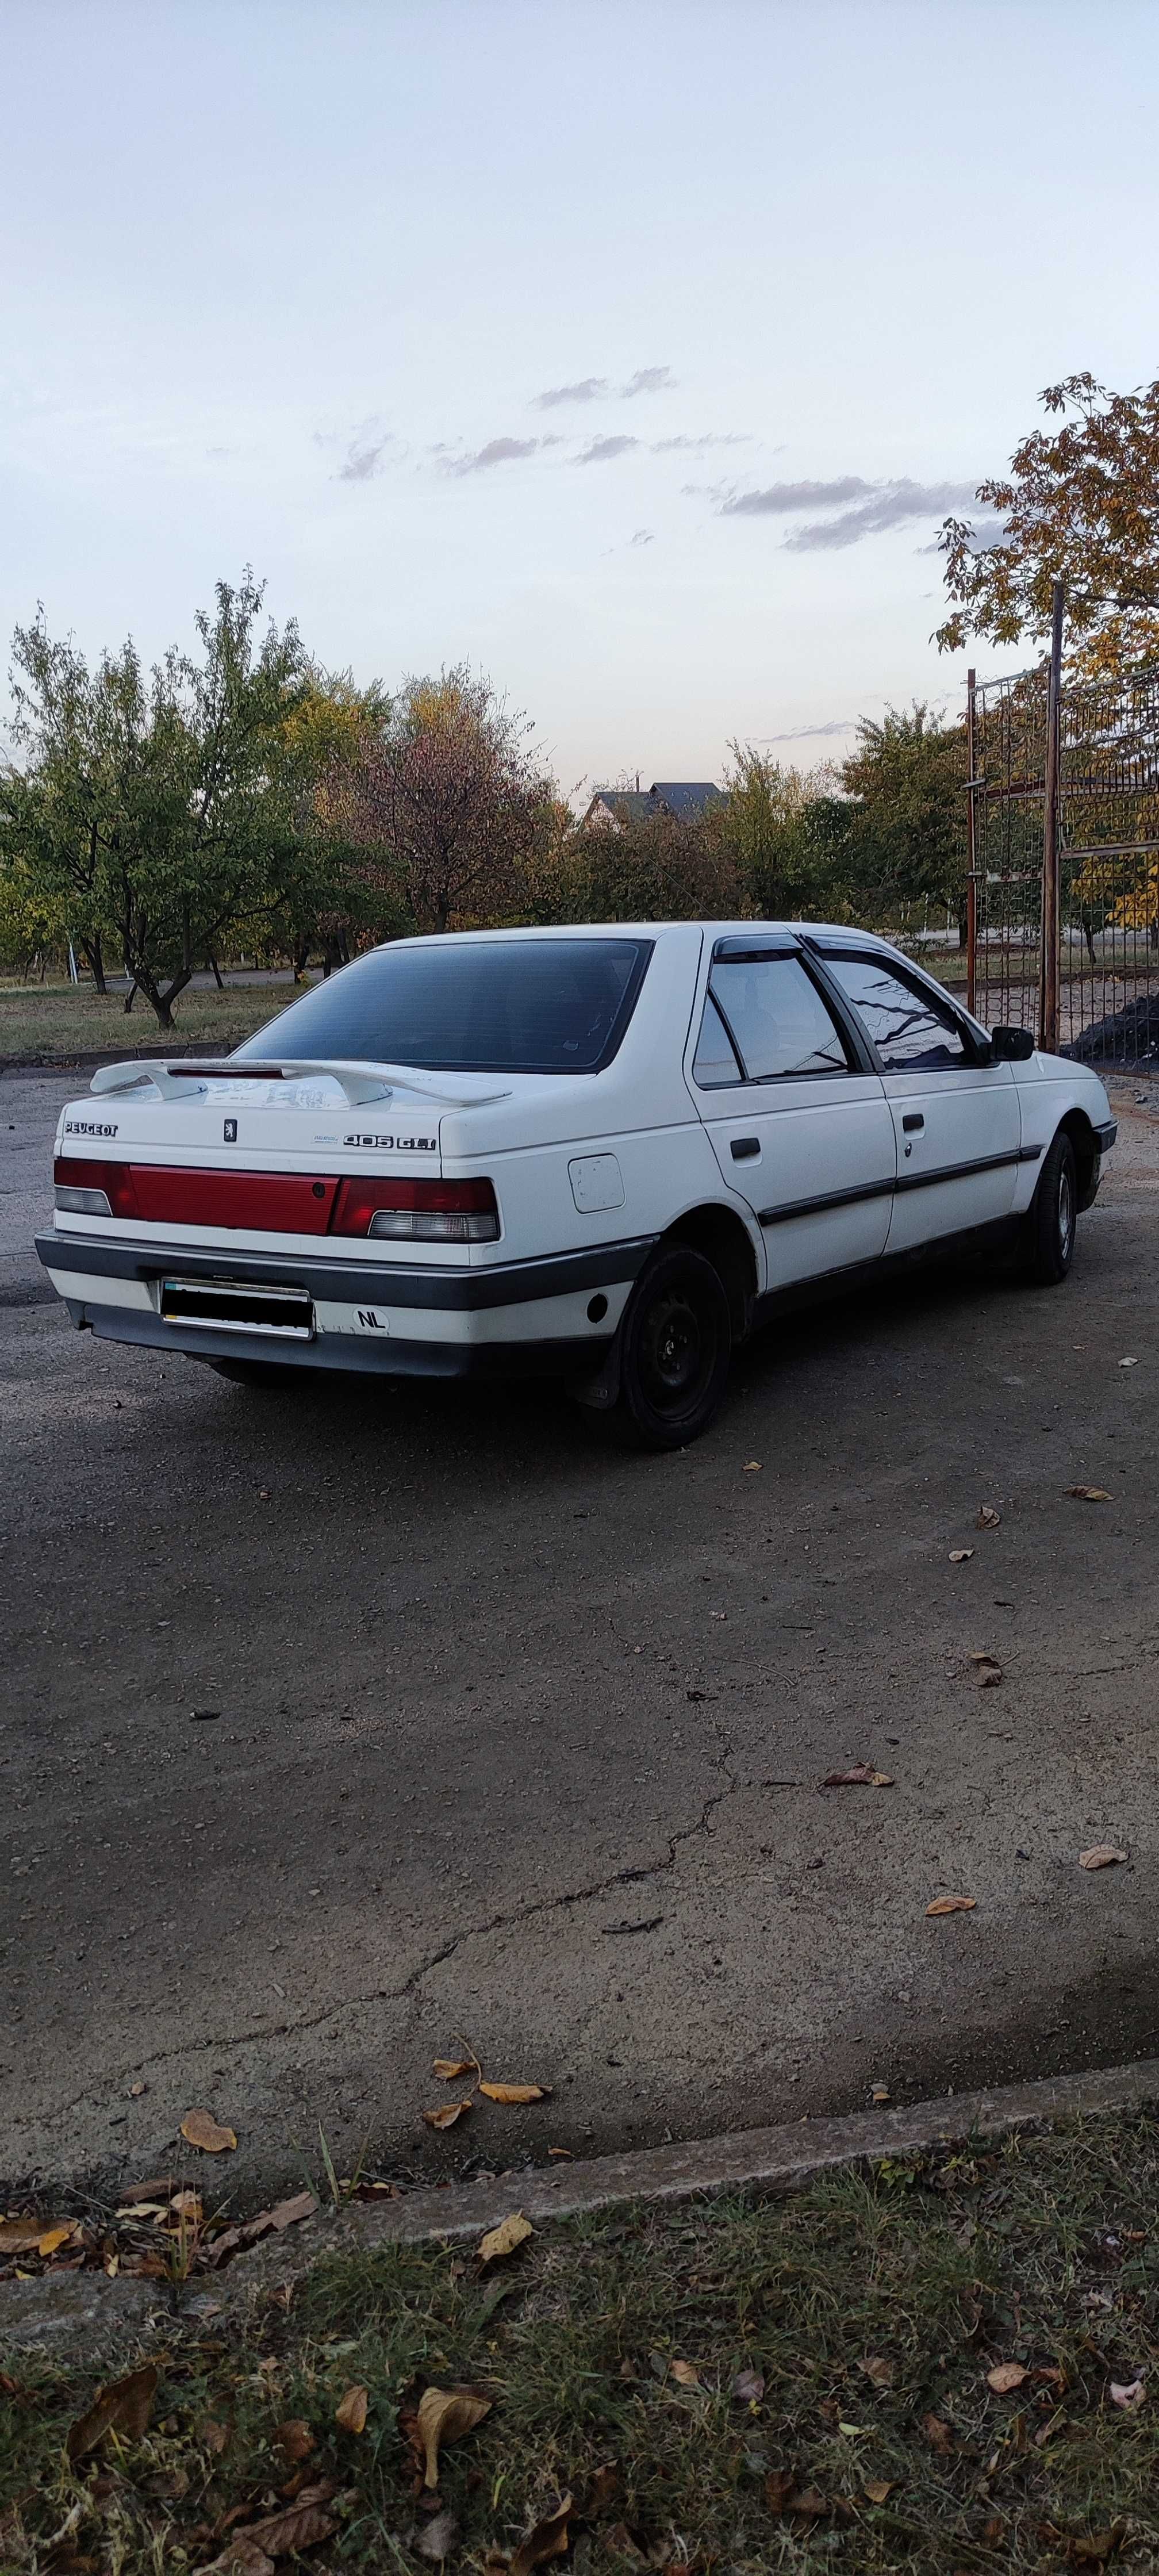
[688,940,896,1289]
[819,949,1020,1252]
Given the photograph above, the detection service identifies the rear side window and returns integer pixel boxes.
[703,954,851,1083]
[823,954,969,1072]
[692,994,743,1088]
[232,937,653,1076]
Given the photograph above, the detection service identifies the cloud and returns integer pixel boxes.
[534,377,608,408]
[338,435,393,483]
[451,435,552,473]
[651,433,750,453]
[722,477,875,516]
[623,366,674,397]
[760,719,859,741]
[783,480,982,551]
[578,434,641,463]
[631,528,655,545]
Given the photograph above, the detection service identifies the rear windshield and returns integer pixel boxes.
[232,937,654,1076]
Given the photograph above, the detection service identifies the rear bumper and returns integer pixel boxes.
[34,1226,654,1380]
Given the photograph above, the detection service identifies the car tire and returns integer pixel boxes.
[1021,1127,1077,1286]
[210,1359,306,1389]
[616,1243,732,1450]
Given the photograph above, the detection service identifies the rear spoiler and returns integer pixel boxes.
[87,1059,512,1109]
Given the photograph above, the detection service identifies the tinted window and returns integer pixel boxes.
[232,938,653,1076]
[692,993,743,1088]
[823,954,968,1072]
[709,955,850,1080]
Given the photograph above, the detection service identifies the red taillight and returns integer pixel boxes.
[54,1156,140,1218]
[331,1175,500,1243]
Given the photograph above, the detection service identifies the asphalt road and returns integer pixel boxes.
[4,1065,1159,2205]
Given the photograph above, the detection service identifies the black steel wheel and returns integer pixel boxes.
[616,1244,732,1450]
[1022,1127,1077,1286]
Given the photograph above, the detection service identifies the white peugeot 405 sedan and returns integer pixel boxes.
[38,922,1116,1449]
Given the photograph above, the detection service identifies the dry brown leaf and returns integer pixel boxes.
[861,2356,895,2388]
[1065,1486,1112,1502]
[1080,1845,1129,1870]
[201,2418,232,2455]
[209,2542,275,2576]
[764,2470,795,2516]
[922,2413,954,2453]
[509,2494,574,2576]
[180,2108,237,2154]
[926,1895,976,1916]
[273,2420,314,2461]
[267,2190,317,2230]
[334,2384,368,2435]
[67,2363,159,2460]
[416,2508,460,2563]
[864,2479,897,2504]
[786,2487,830,2518]
[1072,2528,1125,2564]
[478,2080,551,2105]
[417,2386,493,2488]
[987,2361,1028,2394]
[822,1765,893,1788]
[669,2359,700,2386]
[167,2189,204,2222]
[432,2057,478,2082]
[977,1504,1002,1529]
[222,2497,337,2560]
[1110,2379,1146,2409]
[969,1652,1003,1686]
[732,2367,765,2403]
[36,2222,77,2259]
[743,1460,762,1472]
[478,2212,534,2266]
[584,2463,621,2513]
[949,1549,975,1563]
[423,2099,473,2130]
[0,2219,44,2254]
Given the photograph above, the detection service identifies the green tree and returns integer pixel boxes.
[713,744,819,918]
[839,704,968,941]
[937,373,1159,681]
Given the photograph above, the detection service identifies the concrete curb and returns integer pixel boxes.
[5,2056,1159,2360]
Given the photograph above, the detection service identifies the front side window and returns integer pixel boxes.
[705,954,850,1083]
[232,937,653,1076]
[823,954,969,1072]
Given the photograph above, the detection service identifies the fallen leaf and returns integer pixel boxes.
[417,2386,492,2489]
[201,2418,232,2455]
[67,2363,159,2460]
[180,2109,237,2154]
[509,2493,574,2576]
[274,2419,314,2461]
[988,2361,1028,2394]
[977,1504,1002,1529]
[1080,1845,1129,1870]
[478,2212,534,2266]
[208,2543,275,2576]
[416,2508,460,2563]
[861,2356,895,2388]
[969,1652,1003,1687]
[926,1895,976,1917]
[743,1460,762,1472]
[217,2497,337,2562]
[478,2080,551,2105]
[0,2219,44,2254]
[670,2359,700,2386]
[1109,2379,1146,2409]
[1065,1486,1112,1502]
[433,2057,478,2082]
[267,2191,318,2230]
[870,2085,891,2105]
[922,2412,954,2453]
[949,1549,975,1563]
[732,2367,765,2404]
[335,2384,368,2435]
[167,2189,204,2223]
[423,2100,473,2130]
[786,2487,830,2518]
[1072,2528,1125,2564]
[35,2222,77,2258]
[864,2479,896,2504]
[764,2470,796,2516]
[822,1765,894,1788]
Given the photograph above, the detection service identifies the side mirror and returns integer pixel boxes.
[990,1025,1035,1062]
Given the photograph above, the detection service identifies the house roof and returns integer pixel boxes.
[650,781,724,821]
[586,790,657,827]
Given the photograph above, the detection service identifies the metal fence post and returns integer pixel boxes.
[965,666,978,1015]
[1038,579,1064,1053]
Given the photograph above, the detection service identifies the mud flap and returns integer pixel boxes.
[568,1327,623,1411]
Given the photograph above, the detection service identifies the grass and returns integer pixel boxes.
[0,983,286,1063]
[5,2113,1159,2570]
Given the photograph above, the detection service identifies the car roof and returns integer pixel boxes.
[370,921,889,948]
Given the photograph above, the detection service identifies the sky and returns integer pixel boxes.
[3,0,1159,799]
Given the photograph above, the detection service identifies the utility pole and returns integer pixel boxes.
[965,667,977,1015]
[1038,578,1064,1053]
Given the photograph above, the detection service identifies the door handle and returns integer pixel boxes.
[902,1113,925,1133]
[730,1136,760,1160]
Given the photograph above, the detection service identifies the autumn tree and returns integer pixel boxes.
[839,704,968,937]
[937,374,1159,680]
[559,800,745,923]
[343,668,555,933]
[273,662,399,972]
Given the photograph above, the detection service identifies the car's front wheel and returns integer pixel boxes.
[1022,1127,1077,1285]
[616,1243,732,1450]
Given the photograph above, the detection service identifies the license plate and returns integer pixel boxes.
[160,1277,314,1338]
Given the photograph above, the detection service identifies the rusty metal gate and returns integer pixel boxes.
[966,595,1159,1066]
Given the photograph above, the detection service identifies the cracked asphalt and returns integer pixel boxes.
[3,1065,1159,2205]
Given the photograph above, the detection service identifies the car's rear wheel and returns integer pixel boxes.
[1022,1127,1077,1285]
[616,1244,732,1450]
[210,1359,306,1389]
